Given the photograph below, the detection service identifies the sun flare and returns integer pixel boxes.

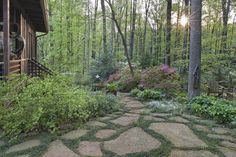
[180,15,188,27]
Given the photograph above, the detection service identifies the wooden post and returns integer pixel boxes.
[3,0,10,76]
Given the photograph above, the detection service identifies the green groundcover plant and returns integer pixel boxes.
[189,95,236,123]
[131,88,163,101]
[0,75,120,138]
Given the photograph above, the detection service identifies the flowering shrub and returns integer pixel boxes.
[118,66,141,92]
[140,65,181,94]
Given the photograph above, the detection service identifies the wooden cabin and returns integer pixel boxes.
[0,0,52,78]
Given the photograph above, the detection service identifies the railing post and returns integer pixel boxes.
[3,0,10,76]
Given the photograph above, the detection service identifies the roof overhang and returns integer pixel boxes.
[14,0,49,33]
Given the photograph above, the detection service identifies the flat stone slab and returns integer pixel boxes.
[111,115,140,126]
[193,125,210,132]
[197,119,216,125]
[143,116,165,122]
[219,147,236,157]
[124,113,140,117]
[104,127,161,155]
[86,121,107,127]
[126,101,144,109]
[99,116,111,121]
[149,123,207,148]
[0,140,5,147]
[170,150,218,157]
[43,140,79,157]
[151,113,172,117]
[130,108,151,114]
[61,129,87,140]
[16,155,31,157]
[6,139,41,154]
[77,141,102,157]
[208,134,235,142]
[221,141,236,149]
[212,127,231,134]
[169,116,189,123]
[182,114,201,120]
[95,129,116,139]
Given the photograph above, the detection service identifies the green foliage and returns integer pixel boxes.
[106,83,118,92]
[118,66,141,92]
[140,65,181,92]
[89,53,118,82]
[0,75,119,138]
[190,95,236,123]
[133,89,162,101]
[130,88,141,97]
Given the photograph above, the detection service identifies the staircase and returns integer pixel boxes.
[28,59,53,77]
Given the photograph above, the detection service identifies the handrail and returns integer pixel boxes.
[28,59,53,77]
[29,59,53,74]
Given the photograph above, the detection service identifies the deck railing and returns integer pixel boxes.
[28,59,53,77]
[0,59,21,76]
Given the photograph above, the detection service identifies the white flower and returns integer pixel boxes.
[96,75,100,79]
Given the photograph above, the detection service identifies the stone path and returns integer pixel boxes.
[1,94,236,157]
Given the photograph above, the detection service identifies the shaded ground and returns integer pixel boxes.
[0,93,236,157]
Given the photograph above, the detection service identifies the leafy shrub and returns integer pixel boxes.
[106,83,118,93]
[118,66,141,92]
[190,95,236,123]
[139,65,181,97]
[0,75,119,138]
[130,88,141,97]
[136,89,162,101]
[89,53,118,82]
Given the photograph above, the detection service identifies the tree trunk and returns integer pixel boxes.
[92,0,98,59]
[188,0,202,100]
[101,0,108,54]
[105,0,134,76]
[220,0,231,54]
[182,0,189,71]
[129,0,137,60]
[165,0,172,66]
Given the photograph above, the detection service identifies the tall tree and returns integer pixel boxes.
[188,0,202,100]
[165,0,172,66]
[129,0,137,59]
[182,0,189,71]
[105,0,134,76]
[101,0,108,54]
[220,0,231,53]
[91,0,98,59]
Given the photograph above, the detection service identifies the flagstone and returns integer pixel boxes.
[86,121,107,127]
[111,115,140,126]
[77,141,102,157]
[143,116,165,122]
[0,140,5,147]
[61,129,88,140]
[16,155,31,157]
[6,139,41,154]
[193,125,210,132]
[170,150,218,157]
[104,127,161,155]
[43,140,79,157]
[212,127,231,134]
[169,116,189,123]
[130,108,151,114]
[151,113,172,117]
[95,129,116,139]
[149,123,207,148]
[126,101,144,109]
[219,147,236,157]
[220,141,236,149]
[208,134,235,142]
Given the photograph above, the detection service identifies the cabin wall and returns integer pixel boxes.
[20,14,37,74]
